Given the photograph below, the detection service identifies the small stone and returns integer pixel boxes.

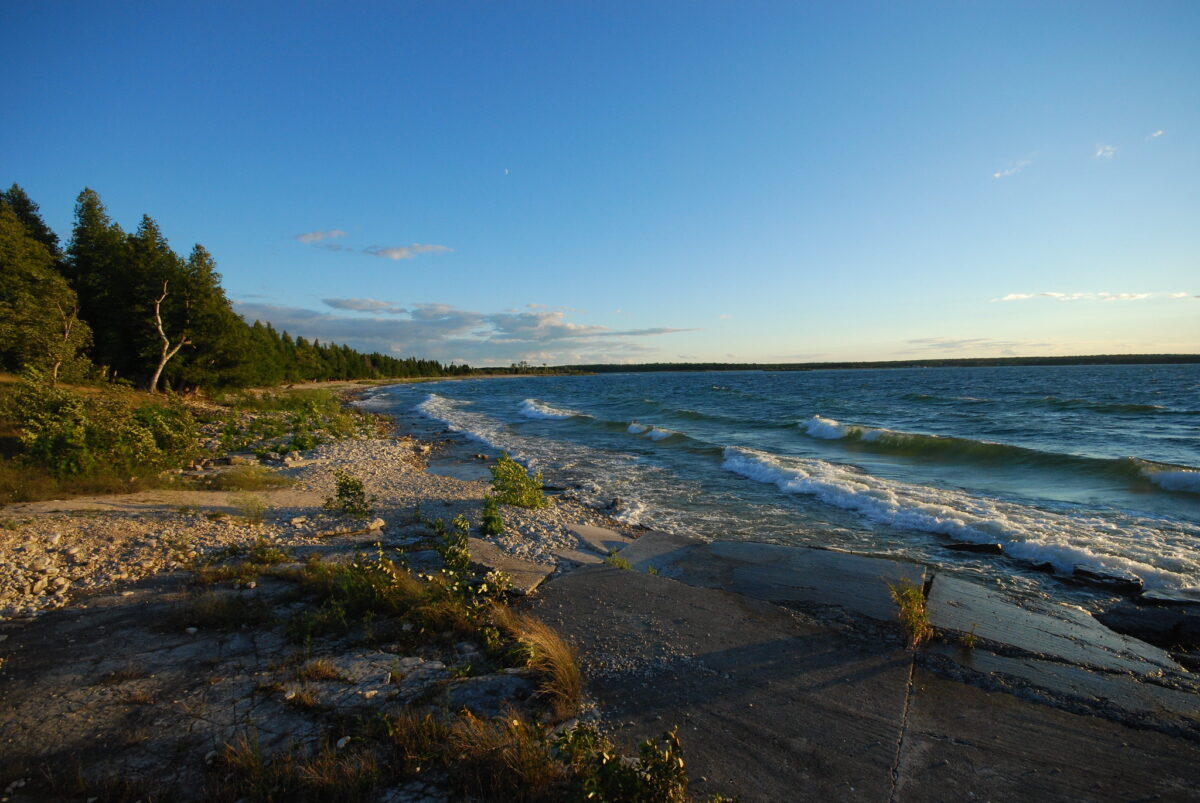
[185,627,198,635]
[361,689,378,699]
[47,533,62,546]
[30,558,51,573]
[244,581,257,590]
[290,517,308,527]
[366,518,386,531]
[31,578,48,595]
[120,591,135,597]
[336,736,352,749]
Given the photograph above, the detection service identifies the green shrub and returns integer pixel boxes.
[490,453,547,509]
[323,469,376,519]
[480,496,505,536]
[5,370,198,477]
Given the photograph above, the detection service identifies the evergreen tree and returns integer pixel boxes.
[0,205,92,380]
[1,184,61,257]
[65,188,131,378]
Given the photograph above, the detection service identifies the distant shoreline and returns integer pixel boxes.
[557,353,1200,374]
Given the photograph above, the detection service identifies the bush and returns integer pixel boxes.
[323,469,376,519]
[490,453,547,509]
[5,370,198,477]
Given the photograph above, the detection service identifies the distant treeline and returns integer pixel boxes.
[0,185,471,390]
[565,354,1200,374]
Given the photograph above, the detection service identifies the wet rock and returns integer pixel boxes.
[944,542,1003,555]
[1095,601,1200,648]
[1141,587,1200,605]
[1070,565,1144,595]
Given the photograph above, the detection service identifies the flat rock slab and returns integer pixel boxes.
[550,547,604,567]
[466,538,552,595]
[525,566,913,802]
[895,668,1200,802]
[566,523,633,556]
[927,575,1179,675]
[618,531,925,622]
[928,643,1200,726]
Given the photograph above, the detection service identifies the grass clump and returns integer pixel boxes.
[490,453,547,509]
[889,579,932,649]
[493,606,582,721]
[234,493,268,524]
[171,591,273,630]
[208,464,293,491]
[210,732,380,803]
[323,469,376,519]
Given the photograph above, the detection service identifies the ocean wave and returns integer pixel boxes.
[798,415,1200,493]
[520,398,582,420]
[720,446,1198,588]
[1033,396,1169,414]
[1144,469,1200,494]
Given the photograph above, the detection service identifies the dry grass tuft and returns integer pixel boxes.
[212,732,380,802]
[296,659,346,682]
[493,606,582,721]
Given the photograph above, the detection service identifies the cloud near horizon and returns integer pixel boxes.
[363,243,452,260]
[994,291,1189,302]
[294,229,451,261]
[294,229,347,243]
[235,300,692,365]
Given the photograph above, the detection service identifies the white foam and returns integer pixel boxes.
[627,422,650,434]
[519,398,580,420]
[803,415,852,439]
[647,427,677,441]
[721,446,1199,589]
[1146,469,1200,494]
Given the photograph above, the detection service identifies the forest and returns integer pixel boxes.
[0,184,470,390]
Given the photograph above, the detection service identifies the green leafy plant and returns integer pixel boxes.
[480,495,505,536]
[323,469,376,519]
[604,548,632,570]
[490,452,547,509]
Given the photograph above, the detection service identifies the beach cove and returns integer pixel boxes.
[0,382,1197,801]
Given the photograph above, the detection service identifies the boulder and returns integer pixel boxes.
[1096,601,1200,648]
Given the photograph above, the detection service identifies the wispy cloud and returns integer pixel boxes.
[903,337,1052,357]
[323,298,408,314]
[994,291,1178,302]
[233,301,689,365]
[363,244,452,261]
[1094,144,1116,159]
[294,229,451,261]
[992,159,1031,179]
[718,313,732,320]
[294,230,347,243]
[1148,129,1164,139]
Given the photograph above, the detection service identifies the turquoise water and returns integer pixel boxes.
[360,364,1200,602]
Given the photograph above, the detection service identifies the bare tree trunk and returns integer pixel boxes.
[49,301,80,385]
[148,281,190,393]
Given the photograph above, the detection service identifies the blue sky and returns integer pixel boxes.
[3,1,1197,365]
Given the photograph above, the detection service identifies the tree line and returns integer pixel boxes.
[0,185,471,390]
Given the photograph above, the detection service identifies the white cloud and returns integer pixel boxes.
[997,293,1034,302]
[295,229,348,243]
[718,313,731,320]
[1094,144,1116,159]
[1148,130,1164,139]
[992,159,1031,179]
[904,337,1052,354]
[363,244,452,261]
[234,301,688,365]
[323,298,407,314]
[1169,292,1188,299]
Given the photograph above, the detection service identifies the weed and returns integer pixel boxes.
[284,687,321,710]
[490,453,547,509]
[889,579,932,649]
[323,469,376,519]
[604,549,632,570]
[480,495,505,536]
[646,565,660,576]
[962,623,978,650]
[121,688,155,706]
[98,663,145,685]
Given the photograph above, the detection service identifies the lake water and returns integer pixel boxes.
[358,364,1200,605]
